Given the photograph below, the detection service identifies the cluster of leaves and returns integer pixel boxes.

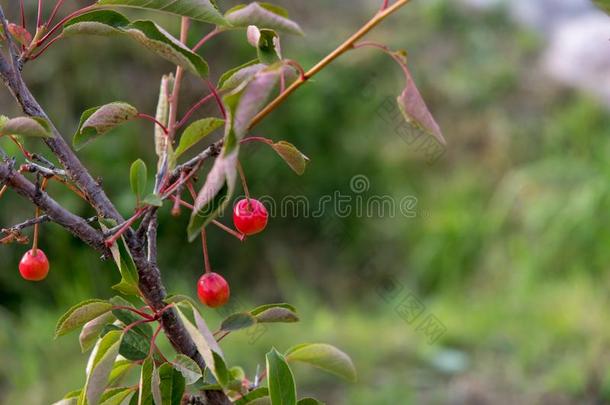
[53,295,355,405]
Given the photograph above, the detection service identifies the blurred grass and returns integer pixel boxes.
[2,0,610,404]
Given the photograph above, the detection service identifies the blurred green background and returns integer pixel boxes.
[2,0,610,403]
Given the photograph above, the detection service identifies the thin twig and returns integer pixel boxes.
[249,0,412,129]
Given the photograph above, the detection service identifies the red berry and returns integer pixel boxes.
[233,199,268,236]
[197,272,230,308]
[19,249,50,281]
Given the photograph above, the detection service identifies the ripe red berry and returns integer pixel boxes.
[19,249,50,281]
[197,272,230,308]
[233,198,268,236]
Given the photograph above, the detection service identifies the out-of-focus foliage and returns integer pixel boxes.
[2,0,610,404]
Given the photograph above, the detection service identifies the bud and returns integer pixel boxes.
[8,23,32,46]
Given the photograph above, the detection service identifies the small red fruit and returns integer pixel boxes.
[19,249,50,281]
[197,272,230,308]
[233,198,268,236]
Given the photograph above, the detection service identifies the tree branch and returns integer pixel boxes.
[0,160,108,253]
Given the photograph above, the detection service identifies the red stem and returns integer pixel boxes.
[205,80,226,119]
[47,0,66,27]
[123,318,153,335]
[37,4,96,46]
[168,195,245,240]
[148,323,163,357]
[201,227,212,274]
[381,0,390,11]
[176,93,215,129]
[36,0,43,28]
[352,40,409,77]
[240,136,273,145]
[186,183,212,273]
[192,27,221,52]
[112,305,155,321]
[20,0,26,29]
[9,135,33,158]
[284,59,306,80]
[236,161,251,202]
[28,33,63,60]
[105,209,145,247]
[137,113,169,135]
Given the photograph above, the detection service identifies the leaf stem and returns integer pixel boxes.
[47,0,66,27]
[28,33,63,60]
[205,80,226,119]
[32,177,48,254]
[176,93,215,129]
[192,27,221,52]
[36,4,96,47]
[240,136,273,145]
[36,0,43,28]
[112,305,155,321]
[137,113,169,135]
[248,0,412,130]
[19,0,26,29]
[105,209,145,247]
[236,161,250,202]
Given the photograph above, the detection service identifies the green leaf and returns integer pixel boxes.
[138,357,154,405]
[81,330,123,405]
[80,312,117,352]
[218,60,265,91]
[97,0,228,26]
[73,102,138,150]
[63,9,129,36]
[63,12,209,78]
[120,328,151,361]
[284,343,356,383]
[296,399,324,405]
[225,2,303,35]
[100,387,136,405]
[130,159,148,200]
[55,299,113,338]
[220,312,257,332]
[254,307,298,324]
[0,116,52,138]
[247,26,281,65]
[234,388,269,405]
[126,20,209,77]
[156,363,186,405]
[271,141,309,175]
[176,308,227,386]
[108,359,134,386]
[175,118,224,158]
[142,194,163,207]
[171,354,203,385]
[266,348,297,405]
[250,303,296,316]
[100,221,140,297]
